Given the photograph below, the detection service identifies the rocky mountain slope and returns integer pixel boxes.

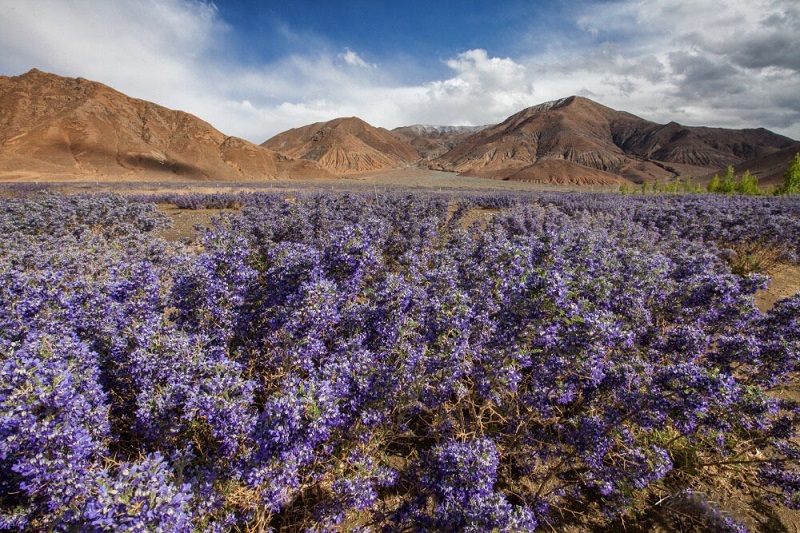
[427,96,796,185]
[2,69,795,187]
[392,125,487,161]
[697,143,800,187]
[0,69,333,181]
[262,117,419,174]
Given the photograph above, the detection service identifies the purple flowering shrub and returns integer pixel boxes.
[1,191,799,530]
[82,452,194,532]
[0,332,109,529]
[398,438,538,531]
[0,192,171,239]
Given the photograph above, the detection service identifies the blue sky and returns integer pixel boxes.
[1,0,799,142]
[213,1,572,73]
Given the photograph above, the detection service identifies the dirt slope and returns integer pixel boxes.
[697,143,800,187]
[428,96,796,185]
[262,117,419,174]
[0,69,333,181]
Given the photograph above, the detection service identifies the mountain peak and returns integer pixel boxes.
[398,124,487,135]
[262,116,418,174]
[0,69,333,181]
[15,67,89,85]
[429,95,796,185]
[523,96,577,114]
[524,95,596,113]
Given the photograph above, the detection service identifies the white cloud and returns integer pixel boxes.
[341,49,375,69]
[557,0,800,134]
[0,0,222,104]
[404,50,536,126]
[445,50,527,90]
[0,0,798,141]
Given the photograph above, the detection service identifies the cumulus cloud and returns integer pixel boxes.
[409,50,536,125]
[524,0,800,137]
[0,0,798,141]
[0,0,223,107]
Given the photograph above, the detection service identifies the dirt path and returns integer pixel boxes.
[753,263,800,531]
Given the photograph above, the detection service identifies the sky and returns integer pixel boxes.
[1,0,799,143]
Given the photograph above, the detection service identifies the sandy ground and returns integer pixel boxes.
[155,205,229,242]
[756,263,800,312]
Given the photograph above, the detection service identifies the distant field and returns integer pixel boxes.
[0,167,623,196]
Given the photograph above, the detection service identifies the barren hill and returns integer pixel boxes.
[5,69,795,188]
[697,143,800,187]
[0,69,333,181]
[392,125,487,161]
[262,117,419,174]
[428,96,796,185]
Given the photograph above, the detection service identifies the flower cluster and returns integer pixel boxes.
[1,191,798,531]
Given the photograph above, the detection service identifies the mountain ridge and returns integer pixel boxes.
[426,95,796,185]
[0,68,334,181]
[1,69,797,186]
[261,116,419,174]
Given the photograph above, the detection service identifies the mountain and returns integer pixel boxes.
[4,69,794,187]
[428,96,796,185]
[0,69,333,181]
[261,117,419,174]
[698,143,800,187]
[392,125,488,161]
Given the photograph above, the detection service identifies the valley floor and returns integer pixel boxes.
[0,167,623,197]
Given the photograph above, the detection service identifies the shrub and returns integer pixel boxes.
[1,192,799,530]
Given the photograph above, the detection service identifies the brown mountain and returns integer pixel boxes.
[392,125,487,161]
[262,117,419,174]
[0,68,333,181]
[698,143,800,188]
[428,96,796,185]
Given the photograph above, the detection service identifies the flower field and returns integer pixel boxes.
[1,191,799,531]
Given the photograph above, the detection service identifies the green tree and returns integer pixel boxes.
[707,173,721,193]
[735,170,760,195]
[682,177,702,193]
[778,152,800,195]
[707,166,763,195]
[719,165,735,193]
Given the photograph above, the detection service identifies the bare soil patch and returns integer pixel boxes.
[754,264,800,531]
[339,167,622,192]
[756,263,800,312]
[156,205,234,242]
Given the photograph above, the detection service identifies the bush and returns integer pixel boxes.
[1,192,799,530]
